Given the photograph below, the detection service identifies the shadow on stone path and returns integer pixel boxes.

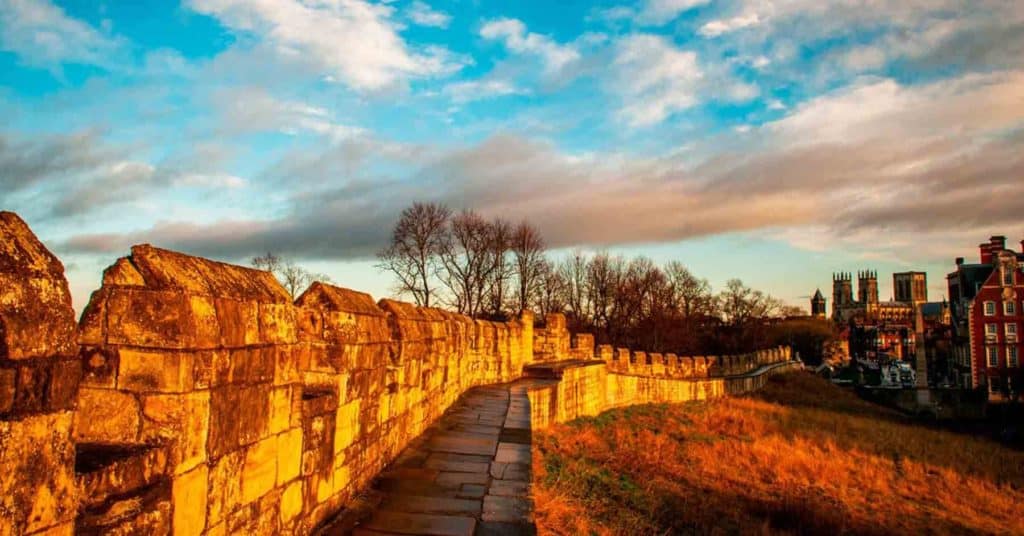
[345,383,538,536]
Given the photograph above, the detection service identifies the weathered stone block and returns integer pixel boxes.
[0,411,76,534]
[269,386,292,435]
[106,289,194,349]
[277,428,302,485]
[215,298,260,348]
[242,435,278,505]
[77,290,108,346]
[207,450,243,527]
[80,346,118,389]
[118,349,194,393]
[0,213,77,360]
[190,295,221,349]
[141,391,210,474]
[279,480,303,522]
[259,303,297,344]
[208,384,271,458]
[74,388,140,444]
[172,464,208,536]
[0,367,14,414]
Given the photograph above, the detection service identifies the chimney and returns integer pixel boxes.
[955,257,964,266]
[1020,239,1024,254]
[980,242,993,264]
[991,235,1007,251]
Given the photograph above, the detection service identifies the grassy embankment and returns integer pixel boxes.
[533,373,1024,535]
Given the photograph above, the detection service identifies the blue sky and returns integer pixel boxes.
[2,0,1023,313]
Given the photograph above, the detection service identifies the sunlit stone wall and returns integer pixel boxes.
[528,350,799,429]
[0,210,793,536]
[72,244,534,535]
[0,212,80,536]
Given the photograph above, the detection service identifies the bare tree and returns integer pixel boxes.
[252,252,332,298]
[559,250,589,323]
[534,259,566,317]
[483,218,513,318]
[376,202,451,307]
[665,261,714,318]
[252,252,281,273]
[511,221,545,315]
[437,210,497,317]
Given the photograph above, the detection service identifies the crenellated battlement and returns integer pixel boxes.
[0,211,797,536]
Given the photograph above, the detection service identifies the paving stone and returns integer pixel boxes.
[428,435,498,457]
[456,484,487,500]
[494,444,530,464]
[489,462,507,479]
[436,472,489,488]
[359,384,536,534]
[488,481,529,498]
[474,521,537,536]
[381,495,482,516]
[359,511,476,536]
[425,459,490,473]
[481,496,531,524]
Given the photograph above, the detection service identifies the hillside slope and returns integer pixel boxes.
[533,373,1024,535]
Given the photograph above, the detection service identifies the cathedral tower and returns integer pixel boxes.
[811,289,827,319]
[858,270,879,305]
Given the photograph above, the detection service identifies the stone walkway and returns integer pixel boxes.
[351,383,537,536]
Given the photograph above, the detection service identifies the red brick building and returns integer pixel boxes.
[947,236,1024,400]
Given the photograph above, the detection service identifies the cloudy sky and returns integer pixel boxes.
[2,0,1022,313]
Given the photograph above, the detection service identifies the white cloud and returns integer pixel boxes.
[480,18,580,74]
[612,34,702,127]
[0,0,123,69]
[727,82,759,101]
[215,87,365,142]
[842,45,886,72]
[187,0,465,91]
[406,1,450,28]
[637,0,710,25]
[443,79,528,103]
[173,172,247,189]
[699,11,761,37]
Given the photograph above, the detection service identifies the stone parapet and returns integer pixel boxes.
[0,209,796,536]
[528,359,801,429]
[0,212,79,536]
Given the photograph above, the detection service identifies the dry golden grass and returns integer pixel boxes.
[532,373,1024,536]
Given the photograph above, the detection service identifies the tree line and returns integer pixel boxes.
[376,202,809,355]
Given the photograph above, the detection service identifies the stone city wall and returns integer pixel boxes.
[602,346,791,378]
[0,211,796,536]
[71,246,533,535]
[527,359,800,429]
[0,212,80,536]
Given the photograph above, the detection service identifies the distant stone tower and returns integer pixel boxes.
[832,272,853,321]
[893,271,927,305]
[811,289,827,319]
[858,270,879,305]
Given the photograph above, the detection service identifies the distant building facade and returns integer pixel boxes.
[947,235,1024,401]
[830,269,948,363]
[810,289,827,319]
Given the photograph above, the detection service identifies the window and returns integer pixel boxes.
[1008,323,1018,338]
[986,323,998,341]
[987,346,1000,367]
[985,301,996,316]
[1005,269,1014,286]
[1007,301,1018,316]
[1009,347,1020,368]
